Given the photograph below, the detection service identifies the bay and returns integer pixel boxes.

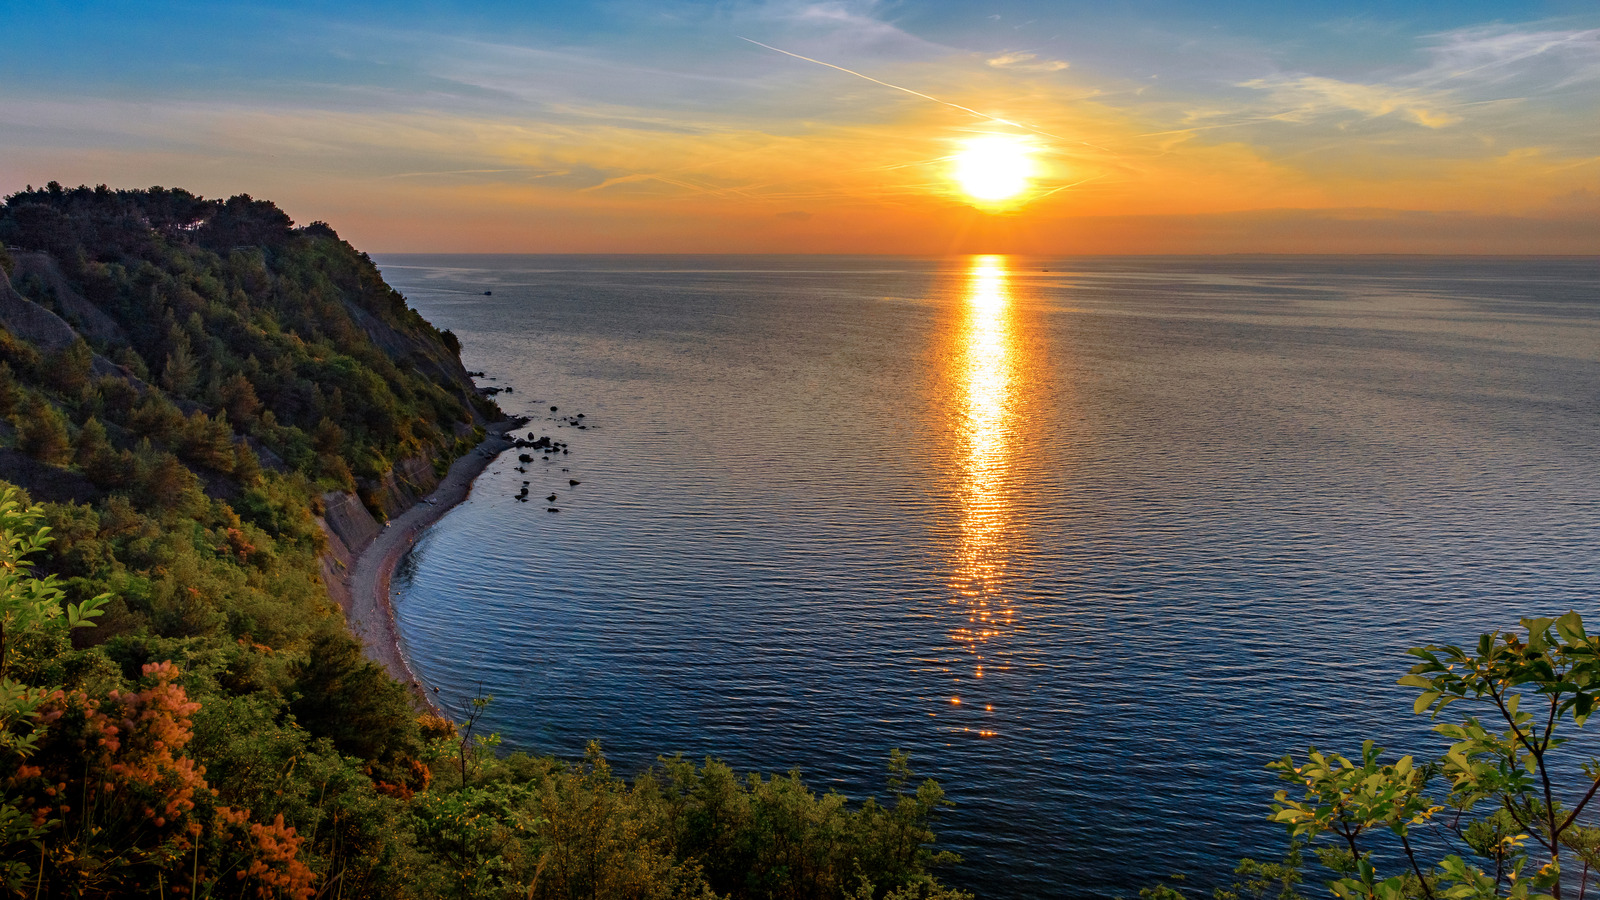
[374,254,1600,898]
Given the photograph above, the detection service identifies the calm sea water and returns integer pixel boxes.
[374,255,1600,899]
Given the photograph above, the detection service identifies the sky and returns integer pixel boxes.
[3,1,1598,253]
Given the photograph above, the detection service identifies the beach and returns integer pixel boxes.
[345,420,522,714]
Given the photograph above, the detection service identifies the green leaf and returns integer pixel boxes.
[1555,611,1587,644]
[64,593,109,628]
[1573,692,1594,725]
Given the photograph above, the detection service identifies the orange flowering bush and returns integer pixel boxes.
[10,661,316,898]
[237,813,317,898]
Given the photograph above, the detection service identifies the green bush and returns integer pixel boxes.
[1150,613,1600,900]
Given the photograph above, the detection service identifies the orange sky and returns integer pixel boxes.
[3,2,1598,253]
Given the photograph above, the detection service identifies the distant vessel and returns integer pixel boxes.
[483,290,493,296]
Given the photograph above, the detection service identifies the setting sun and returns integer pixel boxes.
[952,135,1036,205]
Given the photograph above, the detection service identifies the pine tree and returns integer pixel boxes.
[160,330,197,396]
[218,372,260,425]
[0,362,19,415]
[16,395,71,465]
[73,415,116,479]
[49,338,93,397]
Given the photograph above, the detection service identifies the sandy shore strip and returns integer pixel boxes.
[346,419,523,715]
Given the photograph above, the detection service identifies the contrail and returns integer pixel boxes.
[739,37,1086,146]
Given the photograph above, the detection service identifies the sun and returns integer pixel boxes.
[952,135,1036,205]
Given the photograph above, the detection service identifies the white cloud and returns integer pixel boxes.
[1416,26,1600,89]
[743,0,937,57]
[986,51,1069,73]
[1238,75,1460,128]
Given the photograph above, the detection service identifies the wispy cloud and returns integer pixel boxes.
[1416,25,1600,89]
[736,0,942,59]
[378,167,571,180]
[986,51,1069,73]
[1237,75,1460,128]
[1151,21,1600,146]
[737,38,1081,144]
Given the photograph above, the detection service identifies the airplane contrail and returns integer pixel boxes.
[739,37,1093,147]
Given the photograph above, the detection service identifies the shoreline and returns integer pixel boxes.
[345,419,523,716]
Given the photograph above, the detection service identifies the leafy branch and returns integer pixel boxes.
[1265,613,1600,900]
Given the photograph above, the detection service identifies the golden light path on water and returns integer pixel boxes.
[949,255,1020,736]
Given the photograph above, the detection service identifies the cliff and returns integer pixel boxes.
[0,181,496,700]
[0,184,969,900]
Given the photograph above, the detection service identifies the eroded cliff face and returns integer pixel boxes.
[9,252,128,346]
[0,263,139,383]
[318,490,380,612]
[0,268,81,352]
[315,452,444,614]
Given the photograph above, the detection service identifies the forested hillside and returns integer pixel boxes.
[0,184,966,899]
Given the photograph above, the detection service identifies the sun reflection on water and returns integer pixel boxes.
[950,255,1020,703]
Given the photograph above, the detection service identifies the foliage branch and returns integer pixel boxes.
[1265,613,1600,900]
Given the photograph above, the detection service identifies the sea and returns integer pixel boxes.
[372,254,1600,899]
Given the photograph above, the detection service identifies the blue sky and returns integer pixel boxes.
[3,1,1597,252]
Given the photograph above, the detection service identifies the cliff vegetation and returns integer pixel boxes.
[0,184,968,899]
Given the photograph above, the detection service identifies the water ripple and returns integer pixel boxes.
[379,255,1600,899]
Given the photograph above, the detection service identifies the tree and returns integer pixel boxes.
[178,410,237,472]
[289,632,426,790]
[137,449,204,515]
[15,395,72,465]
[160,330,197,395]
[0,363,19,415]
[219,371,261,426]
[73,415,117,478]
[48,338,93,398]
[0,486,107,891]
[1267,612,1600,900]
